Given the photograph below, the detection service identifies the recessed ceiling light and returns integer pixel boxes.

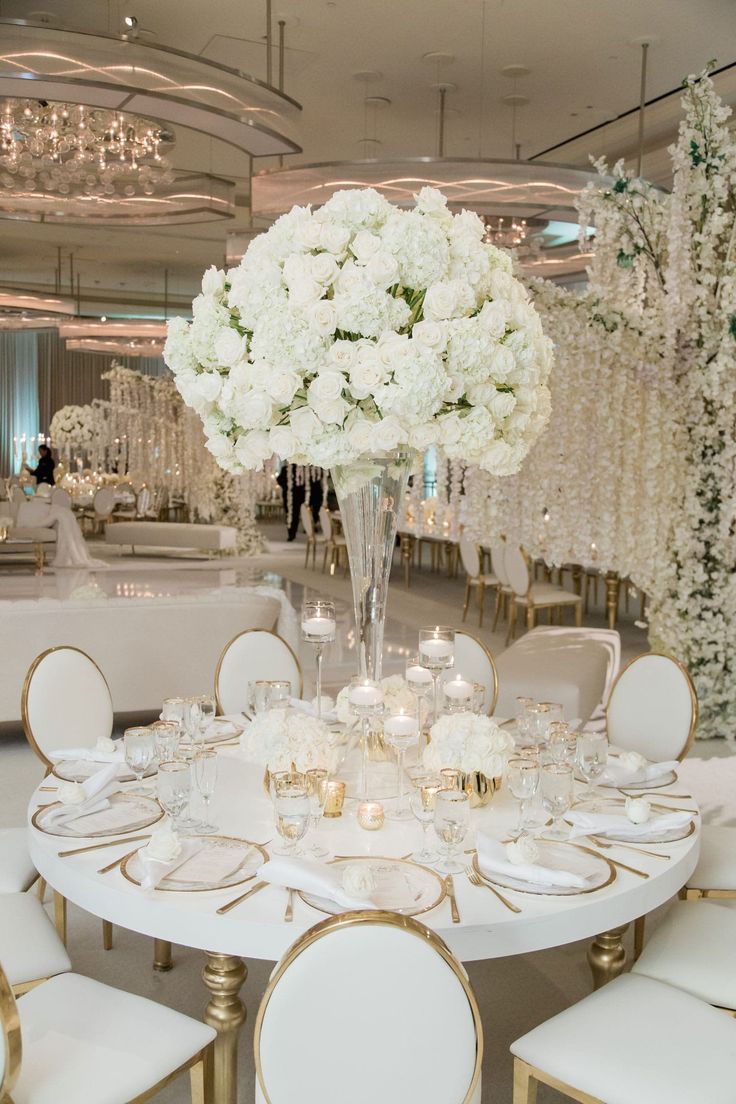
[501,93,530,106]
[430,81,457,93]
[501,64,531,78]
[353,70,383,83]
[364,96,392,109]
[422,52,455,65]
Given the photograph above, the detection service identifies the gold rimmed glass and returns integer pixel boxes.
[410,774,442,863]
[541,762,574,840]
[506,756,540,839]
[433,788,470,874]
[273,783,311,856]
[305,768,330,857]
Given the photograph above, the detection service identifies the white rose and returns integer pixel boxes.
[233,389,272,429]
[344,412,376,453]
[294,216,323,251]
[319,221,351,255]
[58,780,85,806]
[193,371,223,403]
[206,433,233,459]
[489,390,517,419]
[365,251,400,288]
[214,327,248,367]
[329,340,358,371]
[351,230,382,264]
[234,430,272,469]
[310,300,338,337]
[290,406,321,443]
[625,797,652,825]
[489,344,515,379]
[95,735,116,753]
[308,371,345,404]
[341,862,377,900]
[414,186,452,225]
[479,299,511,339]
[620,751,648,774]
[423,282,458,321]
[145,819,183,862]
[312,397,349,425]
[283,254,311,286]
[349,358,387,400]
[439,412,464,446]
[506,836,540,865]
[409,423,436,449]
[310,252,340,285]
[269,425,296,458]
[202,265,226,297]
[412,320,446,351]
[289,278,323,307]
[373,415,405,450]
[266,369,301,406]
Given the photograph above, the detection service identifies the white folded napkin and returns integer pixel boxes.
[47,745,125,765]
[138,838,204,891]
[287,698,338,724]
[567,809,693,840]
[476,832,588,889]
[258,856,374,908]
[601,757,679,787]
[41,763,121,827]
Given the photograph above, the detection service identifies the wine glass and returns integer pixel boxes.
[433,788,470,874]
[515,696,534,743]
[156,760,190,830]
[383,710,419,820]
[541,762,574,840]
[189,694,216,749]
[405,654,433,756]
[174,742,203,836]
[273,783,311,856]
[418,627,455,724]
[162,696,187,736]
[526,703,551,748]
[193,750,218,833]
[305,768,330,857]
[506,756,540,839]
[410,774,442,863]
[547,722,577,767]
[151,720,179,764]
[301,599,336,719]
[123,726,156,792]
[576,732,608,810]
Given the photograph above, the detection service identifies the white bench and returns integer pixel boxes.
[105,521,237,556]
[0,501,57,571]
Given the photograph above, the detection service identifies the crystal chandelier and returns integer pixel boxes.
[0,99,175,200]
[483,215,529,249]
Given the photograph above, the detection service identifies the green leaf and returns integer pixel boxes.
[613,179,628,194]
[729,314,736,340]
[616,250,635,268]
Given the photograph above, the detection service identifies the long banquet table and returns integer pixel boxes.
[28,750,700,1104]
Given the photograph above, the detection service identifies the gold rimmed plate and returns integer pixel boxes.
[472,843,616,897]
[597,769,678,790]
[121,835,268,892]
[299,856,446,917]
[190,719,244,746]
[32,793,163,838]
[569,799,696,844]
[52,760,156,784]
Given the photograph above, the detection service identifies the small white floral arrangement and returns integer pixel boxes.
[49,404,97,448]
[424,712,513,778]
[625,797,652,825]
[342,863,377,899]
[239,707,338,773]
[145,818,183,862]
[164,185,552,475]
[334,673,415,725]
[506,835,540,865]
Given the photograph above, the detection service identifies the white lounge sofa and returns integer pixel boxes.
[105,521,237,556]
[0,498,56,570]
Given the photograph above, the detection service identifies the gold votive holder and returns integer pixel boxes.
[323,781,346,818]
[357,801,384,831]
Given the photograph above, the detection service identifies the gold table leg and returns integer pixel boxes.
[605,571,620,630]
[202,952,247,1104]
[153,937,172,971]
[587,923,630,990]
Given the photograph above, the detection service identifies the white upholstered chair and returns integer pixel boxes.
[510,973,736,1104]
[0,964,215,1104]
[254,912,482,1104]
[505,546,582,644]
[0,893,71,996]
[605,652,697,762]
[683,824,736,902]
[443,630,499,714]
[215,629,303,715]
[300,503,326,569]
[22,647,114,769]
[0,830,36,895]
[318,506,346,573]
[50,488,70,508]
[459,536,498,627]
[34,485,51,500]
[489,543,512,630]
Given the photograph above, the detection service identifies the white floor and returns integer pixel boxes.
[0,523,730,1102]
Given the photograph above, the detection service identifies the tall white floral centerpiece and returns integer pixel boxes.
[165,186,552,678]
[49,403,97,458]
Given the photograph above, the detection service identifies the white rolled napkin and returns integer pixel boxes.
[41,763,121,827]
[287,698,338,724]
[601,755,679,787]
[137,821,204,891]
[258,856,374,908]
[567,809,693,840]
[476,832,588,889]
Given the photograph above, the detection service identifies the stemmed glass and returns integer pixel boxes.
[151,721,179,764]
[174,743,203,836]
[410,774,442,863]
[541,762,574,840]
[305,768,330,857]
[576,732,608,810]
[156,761,190,830]
[273,782,311,856]
[405,654,433,757]
[347,677,384,799]
[123,726,156,793]
[301,599,336,719]
[249,680,290,716]
[193,750,218,833]
[188,694,216,749]
[526,703,551,748]
[418,627,455,724]
[433,788,470,874]
[547,722,577,767]
[162,696,187,736]
[515,697,534,743]
[383,710,419,820]
[506,756,540,839]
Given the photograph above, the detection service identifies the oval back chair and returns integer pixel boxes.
[606,652,697,761]
[443,630,499,714]
[215,630,303,715]
[50,487,71,508]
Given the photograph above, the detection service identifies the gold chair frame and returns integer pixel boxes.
[506,548,583,645]
[454,629,499,715]
[214,627,304,715]
[513,1057,604,1104]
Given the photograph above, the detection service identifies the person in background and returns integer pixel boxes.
[277,462,305,542]
[25,444,55,487]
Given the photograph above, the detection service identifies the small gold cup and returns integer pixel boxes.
[357,801,384,831]
[323,780,346,818]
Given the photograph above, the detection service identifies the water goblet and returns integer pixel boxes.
[174,742,204,835]
[515,696,534,742]
[151,720,179,764]
[123,726,156,792]
[576,732,608,810]
[433,788,470,874]
[546,722,577,767]
[405,654,433,755]
[273,783,311,856]
[162,696,187,736]
[156,760,190,830]
[193,750,218,833]
[301,599,336,719]
[410,774,442,863]
[506,756,540,838]
[347,676,384,799]
[526,703,551,748]
[189,694,216,749]
[418,627,455,724]
[305,768,330,857]
[541,762,574,840]
[383,710,419,820]
[249,681,282,717]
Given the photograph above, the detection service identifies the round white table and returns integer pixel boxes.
[28,753,700,1104]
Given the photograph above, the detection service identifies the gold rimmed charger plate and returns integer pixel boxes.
[583,802,697,845]
[298,855,446,917]
[52,760,157,784]
[120,836,269,893]
[472,843,616,897]
[199,720,244,746]
[597,769,678,790]
[32,793,163,838]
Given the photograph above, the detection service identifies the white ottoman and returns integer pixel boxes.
[105,521,237,555]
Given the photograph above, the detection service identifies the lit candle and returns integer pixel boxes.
[444,676,474,701]
[357,801,384,831]
[301,615,336,638]
[383,712,418,738]
[406,663,432,687]
[419,637,454,661]
[348,683,383,708]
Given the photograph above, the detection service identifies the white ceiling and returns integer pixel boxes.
[0,0,734,313]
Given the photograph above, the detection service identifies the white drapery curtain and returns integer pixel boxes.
[0,332,39,475]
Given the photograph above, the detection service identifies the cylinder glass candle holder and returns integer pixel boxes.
[418,627,455,725]
[443,675,475,713]
[348,676,384,800]
[302,599,336,720]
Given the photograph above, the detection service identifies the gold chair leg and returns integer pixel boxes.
[190,1055,207,1104]
[153,937,173,971]
[37,876,47,902]
[506,600,517,645]
[102,919,113,951]
[513,1059,539,1104]
[491,588,502,632]
[462,581,471,622]
[633,915,646,961]
[478,582,485,627]
[526,605,535,631]
[53,891,67,945]
[575,601,583,627]
[605,571,620,631]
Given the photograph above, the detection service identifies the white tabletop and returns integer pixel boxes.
[28,753,700,964]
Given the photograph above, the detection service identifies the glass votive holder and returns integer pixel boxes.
[443,675,475,713]
[357,801,384,831]
[301,599,337,643]
[347,676,384,717]
[471,683,486,714]
[323,781,346,818]
[418,626,455,670]
[266,680,291,709]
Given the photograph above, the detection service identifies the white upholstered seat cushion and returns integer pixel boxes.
[0,829,36,892]
[687,824,736,891]
[632,899,736,1007]
[516,583,582,607]
[14,973,215,1104]
[511,973,736,1104]
[0,894,71,986]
